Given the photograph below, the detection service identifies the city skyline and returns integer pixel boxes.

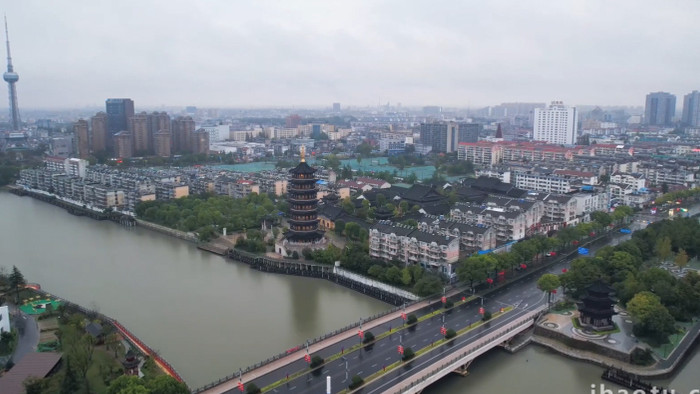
[3,1,700,109]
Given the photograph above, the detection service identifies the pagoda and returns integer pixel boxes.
[576,281,617,330]
[277,146,325,256]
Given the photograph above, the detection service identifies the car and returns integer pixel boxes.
[546,251,557,257]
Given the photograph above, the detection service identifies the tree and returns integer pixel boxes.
[108,376,144,394]
[675,249,689,270]
[146,374,191,394]
[537,274,561,306]
[406,314,418,325]
[457,255,494,287]
[401,347,415,361]
[9,265,25,302]
[60,359,80,394]
[246,383,262,394]
[591,211,612,229]
[655,236,673,263]
[341,197,355,214]
[400,268,412,286]
[362,331,375,344]
[334,220,345,235]
[412,275,442,297]
[627,291,676,343]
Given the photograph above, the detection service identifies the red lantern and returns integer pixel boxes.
[520,263,527,269]
[397,345,404,355]
[479,307,485,315]
[562,268,568,273]
[441,296,447,304]
[440,326,447,335]
[486,278,494,284]
[572,240,579,245]
[401,312,407,320]
[461,296,466,302]
[552,289,557,294]
[358,330,364,339]
[238,382,244,392]
[589,232,596,237]
[304,354,311,363]
[498,270,505,276]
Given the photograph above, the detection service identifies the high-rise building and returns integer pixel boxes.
[644,92,675,126]
[192,129,210,154]
[105,98,135,148]
[457,123,481,143]
[533,101,578,145]
[90,112,108,153]
[130,112,150,154]
[682,91,700,127]
[3,17,21,131]
[285,114,302,129]
[420,122,459,153]
[154,131,171,157]
[114,131,133,159]
[73,119,90,159]
[172,116,195,153]
[332,102,341,112]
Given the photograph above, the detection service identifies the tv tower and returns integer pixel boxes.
[3,16,21,130]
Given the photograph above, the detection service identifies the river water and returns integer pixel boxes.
[1,191,698,393]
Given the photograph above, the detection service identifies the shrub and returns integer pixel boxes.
[302,248,313,259]
[482,311,492,321]
[310,355,324,369]
[246,383,261,394]
[444,299,454,309]
[348,375,364,390]
[445,329,457,339]
[631,348,654,366]
[402,347,415,361]
[362,331,375,344]
[406,314,418,325]
[291,251,300,259]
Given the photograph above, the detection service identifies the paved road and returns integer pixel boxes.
[224,226,643,394]
[10,307,39,364]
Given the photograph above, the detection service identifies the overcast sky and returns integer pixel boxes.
[4,1,700,109]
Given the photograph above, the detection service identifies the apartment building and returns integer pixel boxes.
[369,222,460,276]
[417,217,496,255]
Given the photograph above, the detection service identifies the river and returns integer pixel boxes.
[1,191,698,393]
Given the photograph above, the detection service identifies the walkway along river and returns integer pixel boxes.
[3,190,700,393]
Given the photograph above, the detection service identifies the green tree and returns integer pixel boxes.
[590,211,612,229]
[9,265,25,302]
[246,383,262,394]
[675,249,689,270]
[627,291,676,343]
[655,236,673,263]
[412,275,443,297]
[147,376,190,394]
[108,376,144,394]
[385,266,402,284]
[457,255,494,287]
[60,359,80,394]
[537,274,561,306]
[401,268,412,286]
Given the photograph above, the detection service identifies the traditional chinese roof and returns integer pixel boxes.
[289,161,317,175]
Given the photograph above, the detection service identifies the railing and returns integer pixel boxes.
[25,287,188,386]
[395,307,545,393]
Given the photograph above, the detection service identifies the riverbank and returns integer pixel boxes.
[21,285,188,386]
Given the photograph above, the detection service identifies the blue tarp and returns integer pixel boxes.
[578,247,589,255]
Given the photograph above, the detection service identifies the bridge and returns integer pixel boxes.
[194,213,663,394]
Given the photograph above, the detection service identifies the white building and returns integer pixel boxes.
[201,124,230,143]
[0,306,9,333]
[533,101,578,145]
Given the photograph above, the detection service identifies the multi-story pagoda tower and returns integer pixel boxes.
[576,281,617,330]
[285,145,324,244]
[3,16,21,131]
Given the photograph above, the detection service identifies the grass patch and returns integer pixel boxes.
[648,326,689,359]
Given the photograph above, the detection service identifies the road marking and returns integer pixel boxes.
[371,363,377,368]
[379,342,386,347]
[289,386,296,391]
[358,371,363,375]
[352,356,358,360]
[386,357,391,361]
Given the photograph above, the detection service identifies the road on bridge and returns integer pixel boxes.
[222,219,658,394]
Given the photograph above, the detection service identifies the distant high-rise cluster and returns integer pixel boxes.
[419,121,482,153]
[533,101,578,145]
[3,17,21,131]
[682,91,700,127]
[644,92,676,126]
[73,99,209,159]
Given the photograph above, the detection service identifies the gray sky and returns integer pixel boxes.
[4,0,700,109]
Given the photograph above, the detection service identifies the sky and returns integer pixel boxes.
[4,0,700,109]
